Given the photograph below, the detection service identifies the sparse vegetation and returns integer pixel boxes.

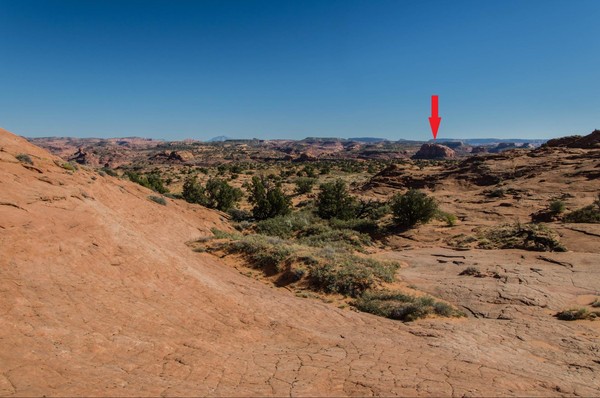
[198,231,397,297]
[563,195,600,223]
[16,153,33,165]
[354,290,464,322]
[148,195,167,206]
[127,171,168,193]
[459,266,481,276]
[479,223,566,252]
[448,222,567,252]
[555,308,596,321]
[61,162,78,171]
[294,177,317,195]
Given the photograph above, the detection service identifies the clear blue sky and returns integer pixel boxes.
[1,0,599,141]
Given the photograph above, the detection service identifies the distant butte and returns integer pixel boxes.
[412,143,456,159]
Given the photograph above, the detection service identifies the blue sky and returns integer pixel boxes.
[1,0,599,141]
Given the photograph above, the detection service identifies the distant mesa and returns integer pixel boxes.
[412,143,456,159]
[543,129,600,149]
[348,137,388,143]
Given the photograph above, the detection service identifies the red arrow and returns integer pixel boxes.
[429,95,441,140]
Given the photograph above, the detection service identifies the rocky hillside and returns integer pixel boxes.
[2,128,600,396]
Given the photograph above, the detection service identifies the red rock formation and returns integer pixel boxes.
[412,143,456,159]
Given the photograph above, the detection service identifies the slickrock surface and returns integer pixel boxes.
[2,128,600,396]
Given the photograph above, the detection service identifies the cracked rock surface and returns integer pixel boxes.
[1,128,599,396]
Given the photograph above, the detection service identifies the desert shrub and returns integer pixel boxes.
[309,256,398,297]
[61,162,78,171]
[182,177,242,211]
[485,188,505,198]
[203,178,243,211]
[256,212,315,238]
[591,299,600,308]
[228,208,253,222]
[127,171,168,194]
[391,189,438,228]
[148,195,167,206]
[221,234,292,272]
[203,231,397,297]
[459,267,481,276]
[354,290,463,322]
[245,175,291,220]
[549,199,566,214]
[299,228,372,250]
[436,211,457,227]
[478,223,566,252]
[556,308,590,321]
[100,167,118,177]
[16,153,33,164]
[299,165,317,178]
[294,177,317,195]
[316,179,356,220]
[353,199,389,221]
[182,176,205,204]
[319,164,331,175]
[563,196,600,223]
[329,218,379,234]
[210,228,240,240]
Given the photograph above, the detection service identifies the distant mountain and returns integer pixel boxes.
[207,135,231,142]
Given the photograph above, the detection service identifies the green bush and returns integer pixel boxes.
[391,189,438,228]
[16,153,33,165]
[127,171,168,194]
[148,195,167,206]
[182,176,242,211]
[436,211,457,227]
[354,290,463,322]
[549,199,566,214]
[316,179,356,220]
[228,208,253,222]
[245,175,291,220]
[203,178,243,211]
[182,176,205,204]
[564,202,600,223]
[294,177,317,195]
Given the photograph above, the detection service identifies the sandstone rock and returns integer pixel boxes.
[412,143,456,159]
[169,150,194,162]
[68,148,99,166]
[544,130,600,149]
